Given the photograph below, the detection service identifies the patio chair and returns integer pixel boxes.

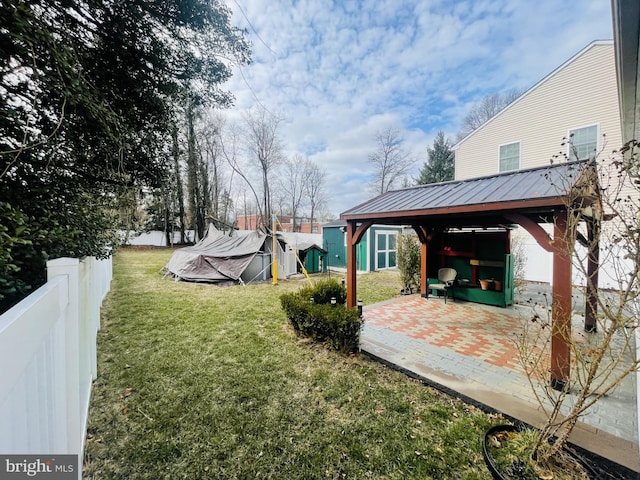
[429,268,457,303]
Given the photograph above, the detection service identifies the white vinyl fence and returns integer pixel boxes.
[0,256,112,478]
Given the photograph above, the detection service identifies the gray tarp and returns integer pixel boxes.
[164,227,267,282]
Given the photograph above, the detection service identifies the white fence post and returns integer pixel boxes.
[0,276,69,453]
[46,258,82,467]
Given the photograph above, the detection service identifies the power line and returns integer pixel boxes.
[236,64,273,116]
[231,0,277,57]
[229,1,277,117]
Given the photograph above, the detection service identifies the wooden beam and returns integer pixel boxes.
[550,210,572,390]
[350,220,373,245]
[411,224,429,244]
[420,240,429,297]
[504,213,554,252]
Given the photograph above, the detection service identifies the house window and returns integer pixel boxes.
[499,142,520,172]
[568,124,598,161]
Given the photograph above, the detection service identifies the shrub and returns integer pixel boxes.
[396,233,421,292]
[280,280,362,353]
[0,202,38,312]
[296,279,347,305]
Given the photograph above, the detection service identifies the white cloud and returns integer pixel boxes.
[223,0,613,216]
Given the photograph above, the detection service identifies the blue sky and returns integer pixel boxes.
[223,0,613,217]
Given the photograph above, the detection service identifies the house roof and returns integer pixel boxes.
[453,40,614,149]
[340,160,592,228]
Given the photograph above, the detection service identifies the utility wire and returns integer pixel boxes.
[229,0,277,117]
[231,0,278,57]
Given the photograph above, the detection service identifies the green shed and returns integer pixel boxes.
[322,220,403,272]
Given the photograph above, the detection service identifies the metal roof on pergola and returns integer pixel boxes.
[339,159,602,389]
[341,160,590,227]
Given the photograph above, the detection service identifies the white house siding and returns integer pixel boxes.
[455,41,622,180]
[454,41,636,287]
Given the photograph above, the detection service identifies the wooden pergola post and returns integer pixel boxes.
[584,218,600,332]
[505,211,580,390]
[345,220,373,309]
[346,221,357,309]
[420,240,429,297]
[550,210,572,390]
[411,225,432,298]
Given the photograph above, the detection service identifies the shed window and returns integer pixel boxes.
[499,142,520,172]
[375,231,397,270]
[568,125,598,161]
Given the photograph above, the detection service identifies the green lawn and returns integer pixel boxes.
[84,248,498,479]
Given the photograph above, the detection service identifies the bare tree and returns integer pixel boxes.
[185,99,207,241]
[199,112,235,231]
[457,88,524,141]
[272,188,287,218]
[306,161,327,232]
[368,127,415,194]
[243,106,284,229]
[279,154,311,231]
[219,122,263,229]
[171,123,186,244]
[513,140,640,471]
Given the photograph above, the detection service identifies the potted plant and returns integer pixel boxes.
[483,140,640,479]
[480,278,494,290]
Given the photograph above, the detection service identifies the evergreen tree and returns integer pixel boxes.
[417,131,454,185]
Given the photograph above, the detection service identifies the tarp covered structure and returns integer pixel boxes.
[275,232,324,254]
[164,225,267,283]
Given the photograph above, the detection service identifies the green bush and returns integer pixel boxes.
[280,280,362,353]
[0,202,38,312]
[296,279,347,305]
[396,233,421,293]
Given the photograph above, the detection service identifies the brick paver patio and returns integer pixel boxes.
[365,295,532,374]
[360,293,639,473]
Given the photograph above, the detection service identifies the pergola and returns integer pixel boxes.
[340,160,602,389]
